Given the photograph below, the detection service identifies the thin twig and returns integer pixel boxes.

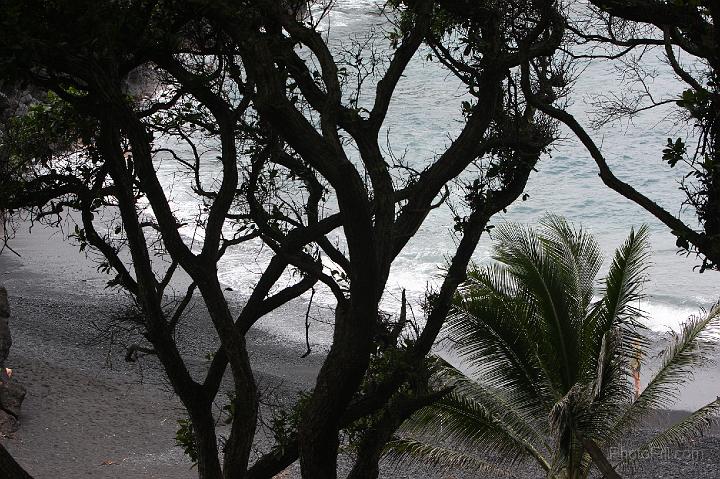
[300,287,316,358]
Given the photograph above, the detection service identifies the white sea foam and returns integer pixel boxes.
[643,301,700,332]
[149,1,718,343]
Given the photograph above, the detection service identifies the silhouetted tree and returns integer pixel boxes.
[0,0,563,477]
[525,0,720,272]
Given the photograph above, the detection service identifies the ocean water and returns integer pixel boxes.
[157,1,717,343]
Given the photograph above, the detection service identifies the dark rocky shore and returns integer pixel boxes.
[0,223,718,478]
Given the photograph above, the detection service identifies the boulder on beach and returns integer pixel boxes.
[0,285,10,367]
[0,284,25,434]
[0,380,25,433]
[0,285,8,316]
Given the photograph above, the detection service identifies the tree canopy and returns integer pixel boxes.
[0,0,563,478]
[0,0,717,478]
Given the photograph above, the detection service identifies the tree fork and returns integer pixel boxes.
[100,121,225,479]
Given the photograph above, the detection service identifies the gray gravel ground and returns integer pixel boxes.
[3,289,720,479]
[1,224,719,478]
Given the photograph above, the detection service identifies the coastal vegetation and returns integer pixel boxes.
[528,0,720,272]
[0,1,717,478]
[389,217,720,478]
[0,0,562,477]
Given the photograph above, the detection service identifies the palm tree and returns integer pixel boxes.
[387,215,720,479]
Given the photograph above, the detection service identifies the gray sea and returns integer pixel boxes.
[155,0,718,344]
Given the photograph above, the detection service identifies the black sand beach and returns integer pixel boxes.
[1,222,719,478]
[0,222,327,478]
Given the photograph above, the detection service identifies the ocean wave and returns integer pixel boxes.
[146,1,718,345]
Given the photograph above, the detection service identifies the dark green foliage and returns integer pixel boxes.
[663,138,687,168]
[672,79,720,272]
[176,418,199,467]
[5,91,92,165]
[270,392,312,454]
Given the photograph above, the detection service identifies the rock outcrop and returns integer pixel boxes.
[0,285,25,434]
[0,286,10,366]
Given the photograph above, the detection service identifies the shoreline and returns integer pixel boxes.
[1,221,719,478]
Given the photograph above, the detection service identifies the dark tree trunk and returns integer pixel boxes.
[188,401,225,479]
[298,302,377,478]
[346,401,416,479]
[199,281,258,479]
[99,121,226,479]
[0,443,33,479]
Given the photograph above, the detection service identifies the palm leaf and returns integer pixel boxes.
[432,359,552,455]
[538,214,603,318]
[384,437,520,478]
[616,397,720,468]
[395,362,551,471]
[609,302,720,441]
[583,226,651,434]
[591,225,651,359]
[492,222,581,394]
[451,265,557,412]
[398,390,547,469]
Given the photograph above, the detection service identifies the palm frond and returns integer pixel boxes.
[539,214,603,317]
[592,225,651,351]
[609,302,720,439]
[398,391,547,469]
[450,266,557,411]
[399,360,552,470]
[432,359,551,451]
[616,397,720,467]
[586,226,651,415]
[492,222,581,394]
[384,438,520,478]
